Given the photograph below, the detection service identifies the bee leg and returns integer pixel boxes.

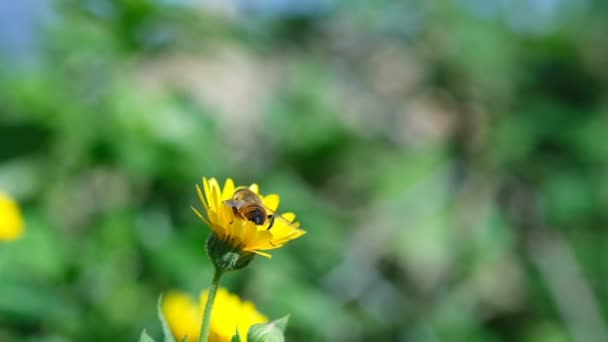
[267,216,276,245]
[266,215,275,230]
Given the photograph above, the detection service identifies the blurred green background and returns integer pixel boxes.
[1,0,608,341]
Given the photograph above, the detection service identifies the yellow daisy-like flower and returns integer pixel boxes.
[0,192,24,241]
[162,288,268,342]
[192,177,306,258]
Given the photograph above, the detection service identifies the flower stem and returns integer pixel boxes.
[199,268,224,342]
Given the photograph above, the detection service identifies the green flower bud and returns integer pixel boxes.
[247,315,289,342]
[206,233,255,271]
[231,328,243,342]
[138,329,155,342]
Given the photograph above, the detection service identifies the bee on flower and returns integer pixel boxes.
[192,177,306,262]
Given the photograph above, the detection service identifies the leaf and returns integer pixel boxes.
[247,315,290,342]
[271,315,290,333]
[139,330,156,342]
[157,294,177,342]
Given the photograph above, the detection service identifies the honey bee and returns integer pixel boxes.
[224,188,287,230]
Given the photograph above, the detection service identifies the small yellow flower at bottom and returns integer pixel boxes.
[0,192,24,241]
[163,288,268,342]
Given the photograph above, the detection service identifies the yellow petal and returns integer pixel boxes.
[274,229,307,243]
[230,219,247,243]
[240,222,259,246]
[203,178,213,209]
[262,194,280,212]
[191,206,211,227]
[209,178,221,210]
[196,185,209,212]
[245,249,272,258]
[222,178,236,200]
[267,217,300,239]
[243,230,274,250]
[279,212,295,222]
[248,183,259,194]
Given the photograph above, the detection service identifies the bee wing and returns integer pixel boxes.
[224,199,245,209]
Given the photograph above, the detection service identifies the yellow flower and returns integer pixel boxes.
[192,177,306,258]
[162,288,268,342]
[0,192,24,241]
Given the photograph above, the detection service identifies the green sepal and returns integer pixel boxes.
[157,294,177,342]
[231,328,243,342]
[270,315,289,332]
[206,233,255,271]
[247,315,290,342]
[139,330,156,342]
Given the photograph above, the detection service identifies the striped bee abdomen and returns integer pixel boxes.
[243,206,266,225]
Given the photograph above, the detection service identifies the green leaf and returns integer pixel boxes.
[231,328,243,342]
[139,330,156,342]
[157,294,177,342]
[180,337,188,342]
[271,315,290,333]
[247,315,290,342]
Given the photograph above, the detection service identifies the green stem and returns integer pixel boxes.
[199,268,224,342]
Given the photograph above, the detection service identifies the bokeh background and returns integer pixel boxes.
[1,0,608,341]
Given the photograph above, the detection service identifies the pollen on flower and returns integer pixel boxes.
[0,192,24,241]
[162,288,268,342]
[192,177,306,258]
